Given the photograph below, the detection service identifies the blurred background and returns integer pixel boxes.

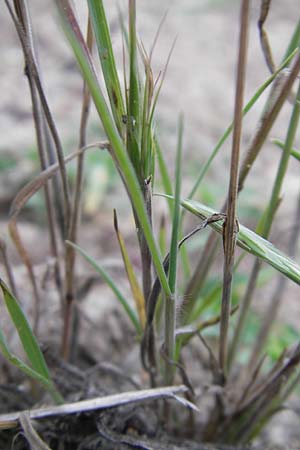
[1,0,299,200]
[1,0,300,331]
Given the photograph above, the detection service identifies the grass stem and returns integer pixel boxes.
[219,0,250,374]
[164,115,183,384]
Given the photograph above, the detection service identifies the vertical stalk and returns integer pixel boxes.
[127,1,153,304]
[60,0,171,301]
[164,115,183,384]
[238,54,300,192]
[230,78,300,367]
[182,53,300,322]
[140,178,153,302]
[62,18,93,360]
[182,232,220,321]
[5,0,71,234]
[245,79,300,368]
[219,0,250,374]
[127,0,140,173]
[9,0,62,331]
[0,239,18,298]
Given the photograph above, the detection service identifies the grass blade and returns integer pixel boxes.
[127,0,141,174]
[0,327,62,403]
[219,0,250,373]
[139,43,154,179]
[281,19,300,63]
[0,279,62,403]
[66,241,141,335]
[272,138,300,161]
[0,279,50,380]
[230,78,300,366]
[5,0,71,232]
[88,0,125,135]
[160,196,300,285]
[164,115,184,383]
[168,116,184,294]
[182,50,300,319]
[58,3,171,298]
[155,137,173,214]
[62,16,94,359]
[187,48,298,200]
[155,136,191,278]
[113,210,146,329]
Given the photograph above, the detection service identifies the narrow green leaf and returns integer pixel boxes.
[66,241,142,334]
[113,210,146,328]
[88,0,125,135]
[0,280,63,403]
[187,48,298,200]
[58,3,171,298]
[164,116,184,383]
[140,46,154,179]
[0,279,50,380]
[272,138,300,161]
[262,80,300,240]
[281,20,300,63]
[168,115,183,293]
[127,0,141,173]
[0,327,62,403]
[160,196,300,285]
[129,1,140,123]
[155,137,173,214]
[155,136,191,278]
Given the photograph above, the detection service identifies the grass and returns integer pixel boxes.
[1,0,300,446]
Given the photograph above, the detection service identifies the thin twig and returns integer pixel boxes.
[238,53,300,191]
[183,53,300,320]
[0,239,18,298]
[0,386,191,430]
[13,0,62,331]
[247,85,300,367]
[230,78,300,369]
[19,412,51,450]
[219,0,250,374]
[62,15,93,360]
[5,0,71,233]
[258,0,275,73]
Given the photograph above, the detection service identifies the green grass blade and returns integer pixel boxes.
[127,0,141,174]
[164,116,183,382]
[262,80,300,240]
[113,210,146,329]
[160,196,300,285]
[168,115,184,293]
[155,137,174,214]
[281,19,300,63]
[128,0,140,124]
[88,0,125,135]
[0,279,62,403]
[66,241,142,334]
[140,50,154,179]
[187,48,298,200]
[272,138,300,161]
[0,327,62,403]
[0,279,51,380]
[58,3,171,298]
[155,137,191,278]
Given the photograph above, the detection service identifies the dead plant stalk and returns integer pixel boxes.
[219,0,250,374]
